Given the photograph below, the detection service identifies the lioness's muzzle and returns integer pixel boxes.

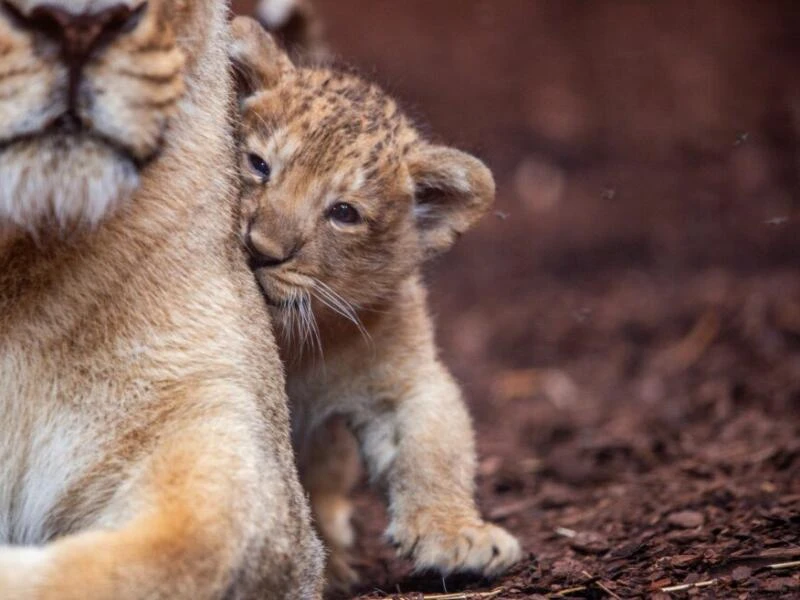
[2,1,145,129]
[0,0,185,230]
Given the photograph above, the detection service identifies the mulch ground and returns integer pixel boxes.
[346,269,800,599]
[234,2,800,597]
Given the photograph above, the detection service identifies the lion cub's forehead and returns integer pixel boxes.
[250,69,419,193]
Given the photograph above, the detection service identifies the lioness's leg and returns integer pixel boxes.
[299,416,360,590]
[0,403,323,600]
[350,366,521,576]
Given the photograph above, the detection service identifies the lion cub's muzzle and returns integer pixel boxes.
[0,0,186,229]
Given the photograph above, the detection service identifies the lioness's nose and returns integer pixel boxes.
[16,3,145,66]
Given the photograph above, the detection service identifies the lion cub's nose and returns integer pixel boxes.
[245,227,296,268]
[21,3,145,67]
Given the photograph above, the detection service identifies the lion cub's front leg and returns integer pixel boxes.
[350,364,521,577]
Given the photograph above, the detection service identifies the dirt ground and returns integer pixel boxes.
[234,2,800,597]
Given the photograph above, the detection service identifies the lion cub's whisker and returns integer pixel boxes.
[312,279,373,347]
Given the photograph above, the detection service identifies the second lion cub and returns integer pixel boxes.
[230,17,522,589]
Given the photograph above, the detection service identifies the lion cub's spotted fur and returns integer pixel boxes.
[230,18,521,590]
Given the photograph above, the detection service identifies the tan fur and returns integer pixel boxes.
[230,18,521,592]
[0,3,323,598]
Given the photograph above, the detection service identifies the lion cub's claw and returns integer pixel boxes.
[393,520,522,577]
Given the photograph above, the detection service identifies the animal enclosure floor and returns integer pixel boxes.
[347,268,800,599]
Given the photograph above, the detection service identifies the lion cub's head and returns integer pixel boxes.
[0,0,216,232]
[230,17,494,337]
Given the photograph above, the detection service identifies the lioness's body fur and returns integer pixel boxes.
[0,1,323,598]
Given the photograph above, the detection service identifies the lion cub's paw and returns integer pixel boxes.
[391,519,522,577]
[325,548,360,594]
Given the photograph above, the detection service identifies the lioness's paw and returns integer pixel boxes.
[391,519,522,577]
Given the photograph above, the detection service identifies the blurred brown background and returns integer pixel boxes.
[233,2,800,597]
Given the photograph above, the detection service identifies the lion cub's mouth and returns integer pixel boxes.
[252,268,310,310]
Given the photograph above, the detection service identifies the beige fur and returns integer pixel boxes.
[230,18,521,592]
[0,2,323,598]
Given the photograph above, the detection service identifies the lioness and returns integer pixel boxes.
[230,18,522,590]
[0,1,322,598]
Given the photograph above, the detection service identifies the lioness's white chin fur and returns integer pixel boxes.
[0,137,139,233]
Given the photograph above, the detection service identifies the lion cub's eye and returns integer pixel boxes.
[328,202,362,225]
[248,153,271,181]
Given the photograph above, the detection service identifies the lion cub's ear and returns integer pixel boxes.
[229,16,295,99]
[408,144,495,256]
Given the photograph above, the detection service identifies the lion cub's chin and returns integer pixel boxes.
[0,136,139,233]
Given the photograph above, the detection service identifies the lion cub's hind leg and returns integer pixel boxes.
[300,416,361,592]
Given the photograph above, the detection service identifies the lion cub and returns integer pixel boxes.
[230,17,522,589]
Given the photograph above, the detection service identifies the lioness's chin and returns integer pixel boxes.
[0,136,140,232]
